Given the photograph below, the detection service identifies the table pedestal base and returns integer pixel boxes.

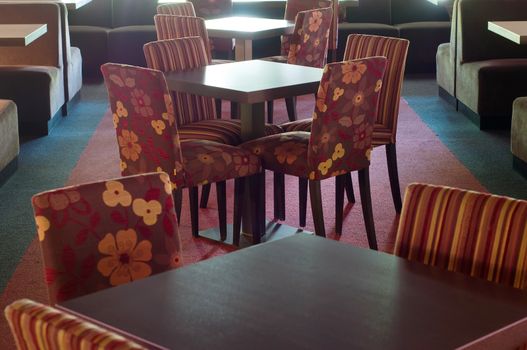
[198,220,312,248]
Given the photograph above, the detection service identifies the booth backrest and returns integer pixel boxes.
[458,0,527,63]
[391,0,449,24]
[0,2,62,67]
[345,0,391,24]
[112,0,158,27]
[68,0,112,27]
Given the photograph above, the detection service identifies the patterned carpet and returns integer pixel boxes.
[0,78,525,348]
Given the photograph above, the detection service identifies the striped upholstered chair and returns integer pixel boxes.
[101,63,261,245]
[157,1,197,16]
[282,34,409,220]
[394,183,527,289]
[242,57,387,248]
[32,172,183,304]
[5,299,146,349]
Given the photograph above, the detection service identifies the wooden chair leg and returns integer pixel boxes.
[386,143,403,213]
[335,174,345,235]
[299,177,308,227]
[216,181,227,241]
[273,172,285,221]
[215,98,222,118]
[267,100,274,124]
[358,168,378,250]
[285,96,297,122]
[200,184,211,209]
[189,187,199,237]
[309,179,325,237]
[172,189,182,224]
[233,178,245,246]
[248,174,263,244]
[344,172,355,203]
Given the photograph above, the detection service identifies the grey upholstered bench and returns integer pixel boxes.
[512,97,527,177]
[0,100,19,186]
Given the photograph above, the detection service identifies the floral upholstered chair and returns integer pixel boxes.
[101,63,261,244]
[157,1,197,16]
[32,172,182,304]
[265,7,333,124]
[5,299,146,349]
[242,57,387,248]
[394,183,527,289]
[282,34,410,220]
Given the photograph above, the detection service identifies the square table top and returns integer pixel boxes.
[488,21,527,45]
[164,60,323,104]
[205,16,294,40]
[12,0,92,10]
[0,24,47,46]
[59,234,527,350]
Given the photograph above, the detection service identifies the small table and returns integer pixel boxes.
[0,24,47,46]
[58,234,527,350]
[165,60,322,244]
[205,16,294,60]
[13,0,92,10]
[488,21,527,45]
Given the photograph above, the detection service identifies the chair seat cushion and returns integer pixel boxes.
[241,132,310,178]
[179,119,283,146]
[181,139,261,187]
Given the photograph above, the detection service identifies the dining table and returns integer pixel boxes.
[164,59,322,245]
[488,21,527,45]
[0,24,47,46]
[58,234,527,349]
[13,0,93,10]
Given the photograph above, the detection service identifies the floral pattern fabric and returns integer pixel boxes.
[101,62,261,190]
[287,7,333,68]
[157,2,197,16]
[243,58,387,181]
[32,172,182,305]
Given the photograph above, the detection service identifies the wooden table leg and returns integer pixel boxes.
[235,38,252,61]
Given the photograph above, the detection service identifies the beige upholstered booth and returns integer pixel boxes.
[512,97,527,177]
[437,0,527,129]
[0,2,65,135]
[0,100,18,186]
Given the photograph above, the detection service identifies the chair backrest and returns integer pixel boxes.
[5,299,147,349]
[143,37,217,125]
[157,1,197,16]
[101,63,186,188]
[308,57,386,180]
[287,7,332,68]
[154,14,213,61]
[394,183,527,289]
[190,0,232,54]
[282,0,334,55]
[343,34,409,144]
[32,171,183,304]
[0,2,62,67]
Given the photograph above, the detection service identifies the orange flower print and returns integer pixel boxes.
[97,229,152,286]
[35,216,50,242]
[338,116,353,127]
[366,148,372,161]
[318,158,333,176]
[197,153,214,165]
[251,145,263,156]
[331,170,347,177]
[233,155,258,177]
[118,130,142,161]
[314,38,320,47]
[333,87,344,101]
[103,181,132,207]
[309,171,315,180]
[130,89,153,117]
[116,101,128,118]
[274,141,305,164]
[353,123,373,149]
[342,61,367,84]
[316,81,329,112]
[288,44,299,64]
[133,198,162,226]
[332,143,345,161]
[160,172,173,194]
[375,79,383,93]
[303,33,310,43]
[109,71,135,88]
[308,11,323,32]
[353,91,365,107]
[33,190,81,211]
[112,113,119,129]
[151,120,166,135]
[120,160,127,172]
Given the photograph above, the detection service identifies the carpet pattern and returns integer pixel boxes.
[0,83,506,348]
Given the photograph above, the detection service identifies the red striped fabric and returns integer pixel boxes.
[394,183,527,289]
[157,2,196,16]
[5,299,146,349]
[143,37,217,126]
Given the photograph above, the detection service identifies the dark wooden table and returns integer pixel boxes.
[0,24,47,46]
[205,16,294,60]
[58,234,527,350]
[165,60,322,244]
